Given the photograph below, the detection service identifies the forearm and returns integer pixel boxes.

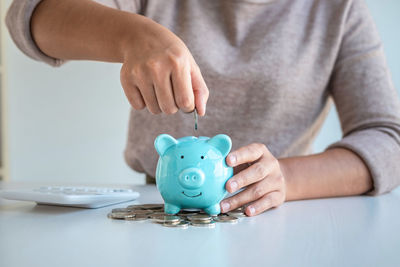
[280,148,373,201]
[31,0,153,62]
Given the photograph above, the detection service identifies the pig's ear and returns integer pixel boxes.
[154,134,177,156]
[207,134,232,157]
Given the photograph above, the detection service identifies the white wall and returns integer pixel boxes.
[3,1,145,184]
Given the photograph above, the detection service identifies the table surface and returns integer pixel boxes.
[0,182,399,267]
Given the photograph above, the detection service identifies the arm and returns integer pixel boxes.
[29,0,209,115]
[281,148,372,200]
[31,0,143,63]
[220,0,400,216]
[219,144,371,216]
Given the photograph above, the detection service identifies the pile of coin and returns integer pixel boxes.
[107,203,247,229]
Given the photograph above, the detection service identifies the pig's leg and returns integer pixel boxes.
[164,203,180,214]
[204,203,221,215]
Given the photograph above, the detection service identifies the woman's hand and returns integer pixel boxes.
[120,17,209,115]
[31,0,208,115]
[220,143,287,216]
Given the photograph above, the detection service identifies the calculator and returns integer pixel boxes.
[0,186,140,208]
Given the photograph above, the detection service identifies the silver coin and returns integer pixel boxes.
[188,214,212,221]
[190,219,213,224]
[191,221,216,228]
[151,215,181,224]
[132,209,153,215]
[126,204,143,209]
[126,204,156,210]
[112,208,132,213]
[150,212,168,217]
[163,221,189,229]
[151,215,167,224]
[213,215,238,223]
[193,108,198,131]
[139,204,164,210]
[164,215,181,223]
[108,212,135,220]
[178,213,198,220]
[227,211,246,217]
[125,214,148,221]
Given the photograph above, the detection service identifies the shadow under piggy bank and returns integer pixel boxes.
[154,134,234,215]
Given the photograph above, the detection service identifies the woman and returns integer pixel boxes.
[6,0,400,216]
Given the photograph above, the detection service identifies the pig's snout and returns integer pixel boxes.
[178,168,205,189]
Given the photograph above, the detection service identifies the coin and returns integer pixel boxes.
[163,221,189,229]
[125,214,148,221]
[213,215,238,223]
[139,204,164,210]
[191,221,216,228]
[164,215,181,223]
[126,205,142,210]
[132,209,153,215]
[108,212,135,220]
[188,214,212,221]
[112,208,132,213]
[227,210,246,217]
[193,108,198,131]
[151,215,181,224]
[107,203,246,227]
[150,212,168,217]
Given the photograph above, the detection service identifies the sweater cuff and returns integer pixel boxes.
[6,0,64,67]
[327,129,400,195]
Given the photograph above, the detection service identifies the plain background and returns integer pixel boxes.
[2,0,399,185]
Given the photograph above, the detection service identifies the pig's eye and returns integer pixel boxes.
[201,156,204,159]
[180,155,184,159]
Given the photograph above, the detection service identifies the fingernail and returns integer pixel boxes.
[228,154,236,165]
[221,202,230,212]
[230,181,238,192]
[249,207,256,216]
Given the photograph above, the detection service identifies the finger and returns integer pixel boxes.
[171,64,195,113]
[226,143,266,167]
[220,177,279,213]
[138,83,162,114]
[121,81,145,110]
[120,68,145,110]
[226,160,273,193]
[153,72,178,114]
[245,191,283,216]
[190,64,209,116]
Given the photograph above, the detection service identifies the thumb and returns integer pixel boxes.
[191,64,209,116]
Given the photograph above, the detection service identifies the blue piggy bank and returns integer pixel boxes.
[154,134,234,215]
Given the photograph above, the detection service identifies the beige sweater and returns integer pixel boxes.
[6,0,400,194]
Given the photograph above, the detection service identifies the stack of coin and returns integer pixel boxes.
[227,207,246,217]
[187,214,216,228]
[107,203,247,228]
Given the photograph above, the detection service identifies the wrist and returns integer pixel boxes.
[278,158,297,201]
[117,14,148,62]
[119,14,170,63]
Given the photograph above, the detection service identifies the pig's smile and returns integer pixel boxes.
[182,191,202,198]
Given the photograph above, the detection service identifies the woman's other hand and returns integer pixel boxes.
[220,143,287,216]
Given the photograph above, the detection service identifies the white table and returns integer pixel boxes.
[0,183,399,267]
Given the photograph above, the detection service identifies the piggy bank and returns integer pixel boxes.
[154,134,234,215]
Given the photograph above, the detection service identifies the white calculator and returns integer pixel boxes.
[0,186,140,208]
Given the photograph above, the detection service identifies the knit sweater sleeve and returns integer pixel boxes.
[5,0,143,66]
[328,0,400,195]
